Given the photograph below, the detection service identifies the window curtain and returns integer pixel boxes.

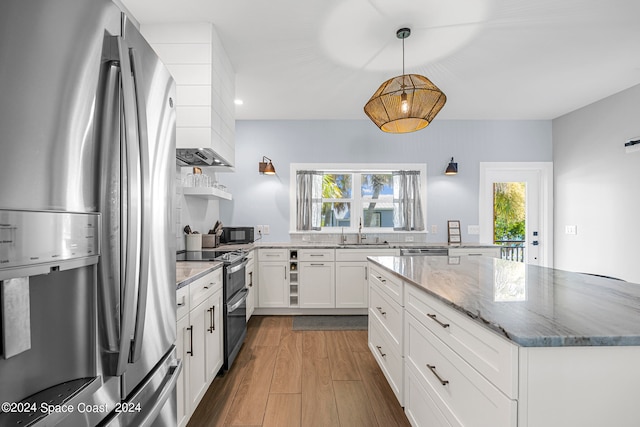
[296,171,323,230]
[393,170,424,231]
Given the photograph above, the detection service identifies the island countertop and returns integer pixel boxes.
[368,255,640,347]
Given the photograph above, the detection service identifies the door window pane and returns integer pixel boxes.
[493,182,526,262]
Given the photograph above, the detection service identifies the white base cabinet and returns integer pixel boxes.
[176,268,223,427]
[257,249,289,307]
[245,250,255,320]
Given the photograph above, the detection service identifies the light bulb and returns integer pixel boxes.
[400,92,409,114]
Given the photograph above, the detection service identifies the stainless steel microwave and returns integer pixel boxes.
[221,226,254,244]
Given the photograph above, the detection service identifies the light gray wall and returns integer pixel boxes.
[218,119,552,243]
[553,84,640,283]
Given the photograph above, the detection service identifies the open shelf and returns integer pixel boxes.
[183,186,232,200]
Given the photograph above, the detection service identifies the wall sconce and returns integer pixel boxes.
[445,157,458,175]
[259,156,276,175]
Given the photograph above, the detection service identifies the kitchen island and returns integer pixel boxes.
[367,255,640,427]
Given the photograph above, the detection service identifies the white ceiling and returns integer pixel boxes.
[120,0,640,121]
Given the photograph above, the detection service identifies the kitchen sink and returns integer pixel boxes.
[339,243,392,248]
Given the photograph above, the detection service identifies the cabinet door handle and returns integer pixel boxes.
[426,364,449,386]
[187,326,194,356]
[427,313,450,328]
[207,306,215,333]
[376,306,386,317]
[310,263,324,266]
[375,345,386,358]
[364,266,368,280]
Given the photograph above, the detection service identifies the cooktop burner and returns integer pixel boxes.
[177,249,245,264]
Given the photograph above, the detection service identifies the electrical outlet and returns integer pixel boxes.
[263,225,270,235]
[405,235,414,242]
[565,225,577,235]
[302,235,310,241]
[257,225,264,235]
[468,225,480,235]
[431,225,438,234]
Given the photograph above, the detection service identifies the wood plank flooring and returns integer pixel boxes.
[187,315,411,427]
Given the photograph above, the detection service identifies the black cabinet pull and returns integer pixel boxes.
[427,364,449,386]
[427,313,450,328]
[187,326,194,356]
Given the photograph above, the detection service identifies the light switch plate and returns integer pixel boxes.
[263,225,270,235]
[565,225,577,235]
[468,225,480,235]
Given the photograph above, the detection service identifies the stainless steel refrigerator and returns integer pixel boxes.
[0,1,180,426]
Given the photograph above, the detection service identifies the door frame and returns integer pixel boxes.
[479,162,554,267]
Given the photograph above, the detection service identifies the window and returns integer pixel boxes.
[291,163,426,233]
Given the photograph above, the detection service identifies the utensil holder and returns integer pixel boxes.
[202,234,216,248]
[186,234,202,251]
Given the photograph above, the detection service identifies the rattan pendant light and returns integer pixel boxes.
[364,28,447,133]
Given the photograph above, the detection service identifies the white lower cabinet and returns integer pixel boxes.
[176,267,223,427]
[405,363,453,427]
[335,261,368,308]
[405,311,516,427]
[245,251,255,320]
[368,262,404,405]
[299,261,335,308]
[176,313,190,427]
[257,249,289,307]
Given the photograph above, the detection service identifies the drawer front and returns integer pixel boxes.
[405,363,455,427]
[405,284,518,398]
[258,248,288,261]
[369,316,403,405]
[448,247,501,257]
[298,248,335,261]
[405,312,517,427]
[336,249,398,262]
[190,269,222,308]
[176,285,190,320]
[369,264,403,305]
[369,285,402,346]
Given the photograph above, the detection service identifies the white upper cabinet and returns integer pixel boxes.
[141,23,236,168]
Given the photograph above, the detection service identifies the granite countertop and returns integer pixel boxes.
[369,255,640,347]
[254,241,498,249]
[176,261,223,290]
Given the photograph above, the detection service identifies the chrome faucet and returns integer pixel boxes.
[341,227,347,244]
[357,218,365,244]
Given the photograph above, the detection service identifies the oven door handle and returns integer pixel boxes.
[227,259,248,275]
[227,288,249,313]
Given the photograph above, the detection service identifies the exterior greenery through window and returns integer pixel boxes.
[321,173,394,229]
[493,182,526,243]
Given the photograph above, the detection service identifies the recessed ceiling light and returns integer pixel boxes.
[234,99,243,105]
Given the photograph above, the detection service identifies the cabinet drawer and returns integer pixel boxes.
[190,269,222,308]
[405,284,518,398]
[448,247,500,257]
[298,248,335,261]
[369,316,403,405]
[405,363,454,427]
[336,248,398,262]
[258,248,288,261]
[369,264,403,305]
[369,285,402,347]
[176,285,190,320]
[405,312,517,427]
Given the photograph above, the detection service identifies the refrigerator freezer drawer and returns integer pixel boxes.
[104,348,182,427]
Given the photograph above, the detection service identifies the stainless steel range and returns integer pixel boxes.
[178,250,248,371]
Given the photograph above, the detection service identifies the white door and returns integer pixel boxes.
[479,163,553,267]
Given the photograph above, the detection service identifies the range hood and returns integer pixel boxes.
[176,148,230,167]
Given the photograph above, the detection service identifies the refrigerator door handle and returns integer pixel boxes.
[127,45,152,364]
[135,359,182,427]
[116,37,142,375]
